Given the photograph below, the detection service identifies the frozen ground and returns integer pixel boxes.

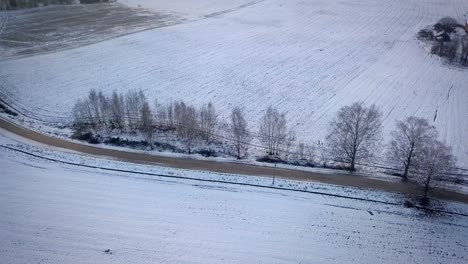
[0,2,181,58]
[0,0,467,167]
[119,0,263,19]
[1,130,468,263]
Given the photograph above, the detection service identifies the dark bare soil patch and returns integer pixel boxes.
[0,2,182,58]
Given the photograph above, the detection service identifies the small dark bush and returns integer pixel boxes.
[417,29,433,40]
[320,163,352,171]
[197,149,218,157]
[289,159,315,167]
[107,136,123,145]
[79,0,109,4]
[256,155,285,164]
[72,131,100,144]
[419,197,431,207]
[154,142,185,153]
[404,200,415,208]
[4,108,18,116]
[0,103,18,116]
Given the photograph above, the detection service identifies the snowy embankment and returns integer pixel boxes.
[1,130,468,263]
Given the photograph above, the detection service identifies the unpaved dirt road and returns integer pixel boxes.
[1,117,467,203]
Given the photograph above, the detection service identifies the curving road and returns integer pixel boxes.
[1,117,467,204]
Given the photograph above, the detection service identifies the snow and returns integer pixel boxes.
[0,0,467,168]
[1,130,468,263]
[0,126,408,204]
[118,0,262,19]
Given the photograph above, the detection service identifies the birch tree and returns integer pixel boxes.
[410,139,455,204]
[387,116,437,181]
[230,107,250,159]
[326,102,382,171]
[125,90,146,127]
[140,101,155,149]
[175,101,199,154]
[199,102,218,143]
[259,105,287,156]
[110,91,125,129]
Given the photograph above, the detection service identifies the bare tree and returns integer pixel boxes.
[88,89,102,124]
[387,116,437,181]
[326,102,382,171]
[175,101,199,154]
[154,100,167,127]
[199,102,218,142]
[230,107,250,159]
[174,101,186,129]
[411,139,456,204]
[110,91,125,129]
[166,101,175,128]
[98,90,111,125]
[297,142,305,160]
[140,101,155,149]
[435,17,461,33]
[72,98,93,127]
[305,143,315,163]
[284,130,296,161]
[316,140,328,167]
[259,105,287,156]
[125,90,146,127]
[460,35,468,65]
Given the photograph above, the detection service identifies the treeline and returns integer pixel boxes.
[326,102,456,203]
[72,89,251,157]
[72,89,312,160]
[72,90,458,203]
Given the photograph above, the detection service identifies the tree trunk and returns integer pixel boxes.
[422,172,432,204]
[403,143,414,181]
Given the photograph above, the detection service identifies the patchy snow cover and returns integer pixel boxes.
[1,132,468,263]
[118,0,262,19]
[0,0,467,167]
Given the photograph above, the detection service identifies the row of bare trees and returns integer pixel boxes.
[72,90,251,157]
[72,89,145,128]
[326,102,456,201]
[72,91,457,200]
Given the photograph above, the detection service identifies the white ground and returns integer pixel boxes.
[0,0,467,167]
[119,0,261,18]
[1,130,468,263]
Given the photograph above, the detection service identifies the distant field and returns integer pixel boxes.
[0,2,181,58]
[0,0,467,166]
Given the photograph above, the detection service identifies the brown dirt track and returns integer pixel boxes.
[1,117,467,204]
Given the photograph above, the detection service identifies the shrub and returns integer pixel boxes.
[0,102,18,116]
[72,131,100,144]
[197,149,218,157]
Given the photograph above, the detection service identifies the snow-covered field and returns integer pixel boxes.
[119,0,262,19]
[0,0,467,166]
[1,130,468,263]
